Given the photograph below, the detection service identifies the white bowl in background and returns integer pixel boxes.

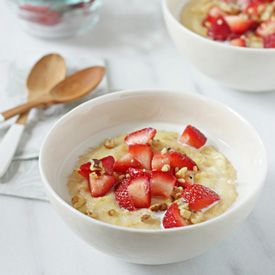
[162,0,275,92]
[39,90,267,264]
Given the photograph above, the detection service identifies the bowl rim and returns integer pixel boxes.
[39,89,268,234]
[162,0,275,52]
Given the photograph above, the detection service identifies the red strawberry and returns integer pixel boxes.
[178,125,207,149]
[177,171,195,189]
[204,6,228,26]
[100,156,115,175]
[256,19,275,38]
[127,177,151,208]
[128,144,153,170]
[230,37,246,47]
[207,16,232,41]
[244,1,265,18]
[89,174,117,198]
[114,177,135,211]
[170,151,198,171]
[151,151,171,171]
[162,203,189,229]
[78,162,92,179]
[124,127,157,145]
[263,33,275,48]
[182,184,220,211]
[113,153,141,173]
[126,167,152,179]
[150,171,177,198]
[225,16,256,34]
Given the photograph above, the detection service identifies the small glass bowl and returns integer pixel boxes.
[6,0,102,38]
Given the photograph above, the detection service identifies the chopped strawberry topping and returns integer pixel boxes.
[114,177,135,211]
[124,127,157,145]
[150,171,177,198]
[244,1,264,18]
[127,177,151,208]
[113,153,141,173]
[126,167,152,179]
[170,151,198,171]
[204,6,228,26]
[100,156,115,175]
[225,16,256,34]
[256,19,275,38]
[128,144,153,170]
[263,33,275,48]
[162,203,189,229]
[151,151,171,171]
[89,174,117,198]
[178,125,207,149]
[230,37,246,47]
[207,16,232,41]
[78,162,91,179]
[182,184,220,211]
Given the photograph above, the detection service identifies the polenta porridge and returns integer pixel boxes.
[180,0,275,48]
[67,125,238,229]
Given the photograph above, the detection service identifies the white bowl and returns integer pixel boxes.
[162,0,275,92]
[39,90,267,265]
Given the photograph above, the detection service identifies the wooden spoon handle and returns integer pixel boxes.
[0,98,47,122]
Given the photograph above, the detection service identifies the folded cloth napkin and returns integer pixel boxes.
[0,51,109,200]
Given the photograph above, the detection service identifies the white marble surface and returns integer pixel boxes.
[0,0,274,274]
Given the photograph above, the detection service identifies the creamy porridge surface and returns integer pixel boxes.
[67,128,238,229]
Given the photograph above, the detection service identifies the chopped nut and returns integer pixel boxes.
[161,148,168,155]
[104,139,115,149]
[175,167,187,178]
[193,166,198,172]
[190,211,203,224]
[180,208,192,220]
[90,159,105,175]
[107,209,117,216]
[171,186,183,201]
[141,214,152,223]
[174,192,182,200]
[90,172,98,179]
[178,202,189,210]
[161,164,170,172]
[177,178,185,184]
[150,203,168,212]
[72,195,86,208]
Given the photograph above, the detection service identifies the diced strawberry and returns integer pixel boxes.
[100,156,115,175]
[128,144,153,170]
[230,37,246,47]
[256,19,275,38]
[207,16,232,41]
[177,171,195,189]
[263,33,275,48]
[244,1,265,18]
[151,151,171,171]
[124,127,157,145]
[89,174,117,198]
[114,178,135,211]
[78,162,91,179]
[113,153,141,173]
[225,16,256,34]
[162,203,189,229]
[150,171,177,198]
[178,125,207,149]
[204,6,228,26]
[127,177,151,208]
[181,184,220,211]
[170,151,198,171]
[126,167,152,179]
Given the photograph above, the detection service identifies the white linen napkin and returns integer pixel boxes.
[0,51,109,200]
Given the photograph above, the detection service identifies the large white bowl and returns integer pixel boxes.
[39,90,267,265]
[162,0,275,92]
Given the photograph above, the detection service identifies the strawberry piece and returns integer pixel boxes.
[182,184,220,211]
[100,156,115,175]
[162,203,189,229]
[89,174,117,198]
[114,178,135,211]
[230,37,246,47]
[244,1,264,18]
[78,162,92,179]
[124,127,157,145]
[204,6,228,26]
[178,125,207,149]
[150,171,177,198]
[256,19,275,38]
[151,151,171,171]
[177,171,195,189]
[113,153,141,173]
[225,16,256,34]
[207,16,232,41]
[263,33,275,48]
[128,144,153,170]
[127,177,151,208]
[126,167,152,179]
[170,151,198,171]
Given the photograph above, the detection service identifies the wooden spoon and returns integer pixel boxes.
[0,66,105,121]
[0,53,66,177]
